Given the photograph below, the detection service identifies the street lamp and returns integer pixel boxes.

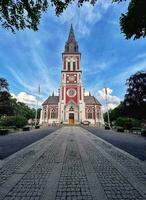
[105,87,111,129]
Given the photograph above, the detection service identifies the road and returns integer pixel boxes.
[0,126,145,200]
[1,126,146,161]
[0,127,58,159]
[85,127,146,161]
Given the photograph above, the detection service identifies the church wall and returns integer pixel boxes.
[66,86,78,104]
[40,26,103,127]
[85,105,103,126]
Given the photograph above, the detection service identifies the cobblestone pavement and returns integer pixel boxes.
[56,132,93,200]
[84,127,146,161]
[0,127,145,200]
[0,127,58,159]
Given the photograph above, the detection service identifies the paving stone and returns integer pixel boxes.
[0,131,58,187]
[55,133,93,200]
[77,128,145,200]
[3,134,65,200]
[0,127,146,200]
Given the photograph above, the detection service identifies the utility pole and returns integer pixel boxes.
[35,85,40,127]
[105,87,111,128]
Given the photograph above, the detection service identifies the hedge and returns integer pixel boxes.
[115,117,141,130]
[0,116,27,128]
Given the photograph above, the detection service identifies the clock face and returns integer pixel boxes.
[67,89,76,97]
[68,76,75,81]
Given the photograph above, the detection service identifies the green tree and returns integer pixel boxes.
[0,78,12,116]
[1,0,146,39]
[13,101,36,120]
[115,117,141,130]
[0,0,48,32]
[113,0,146,39]
[124,71,146,119]
[0,78,9,91]
[0,77,36,119]
[104,102,125,124]
[0,115,28,128]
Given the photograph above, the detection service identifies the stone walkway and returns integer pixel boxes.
[0,127,146,200]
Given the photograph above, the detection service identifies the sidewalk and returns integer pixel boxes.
[0,127,145,200]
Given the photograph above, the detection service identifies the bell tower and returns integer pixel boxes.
[40,25,102,126]
[59,25,85,124]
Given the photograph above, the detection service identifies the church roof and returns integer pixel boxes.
[42,96,59,105]
[84,96,101,105]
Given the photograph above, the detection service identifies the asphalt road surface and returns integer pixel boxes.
[85,127,146,161]
[0,127,58,159]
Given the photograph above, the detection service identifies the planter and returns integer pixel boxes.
[130,127,141,134]
[105,126,110,130]
[116,127,124,132]
[23,127,30,131]
[0,129,9,135]
[35,125,40,129]
[141,129,146,136]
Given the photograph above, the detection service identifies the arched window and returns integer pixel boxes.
[43,107,47,119]
[68,62,70,71]
[87,108,93,119]
[51,108,57,119]
[97,112,100,119]
[44,110,47,119]
[73,62,76,71]
[66,45,69,52]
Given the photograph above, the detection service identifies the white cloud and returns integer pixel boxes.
[135,53,146,60]
[58,0,111,36]
[8,67,36,92]
[84,91,90,96]
[6,33,59,99]
[83,61,111,75]
[97,87,121,112]
[11,92,42,108]
[112,60,146,85]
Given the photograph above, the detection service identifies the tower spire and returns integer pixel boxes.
[64,24,79,53]
[68,24,76,42]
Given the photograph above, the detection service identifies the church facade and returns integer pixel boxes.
[40,25,103,126]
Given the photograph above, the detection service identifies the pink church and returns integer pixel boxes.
[40,25,103,126]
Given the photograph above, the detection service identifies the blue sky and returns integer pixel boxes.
[0,0,146,110]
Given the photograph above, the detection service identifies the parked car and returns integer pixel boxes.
[81,121,91,126]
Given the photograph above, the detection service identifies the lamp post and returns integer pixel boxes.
[35,85,40,127]
[105,87,111,128]
[35,100,38,127]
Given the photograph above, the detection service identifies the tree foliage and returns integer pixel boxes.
[0,77,36,119]
[11,99,36,119]
[0,78,12,116]
[124,71,146,119]
[0,78,9,91]
[115,117,141,129]
[113,0,146,39]
[0,91,13,116]
[0,0,146,39]
[105,71,146,121]
[104,102,125,123]
[0,0,48,32]
[0,115,27,128]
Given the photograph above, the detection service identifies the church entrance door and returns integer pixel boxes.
[69,113,74,125]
